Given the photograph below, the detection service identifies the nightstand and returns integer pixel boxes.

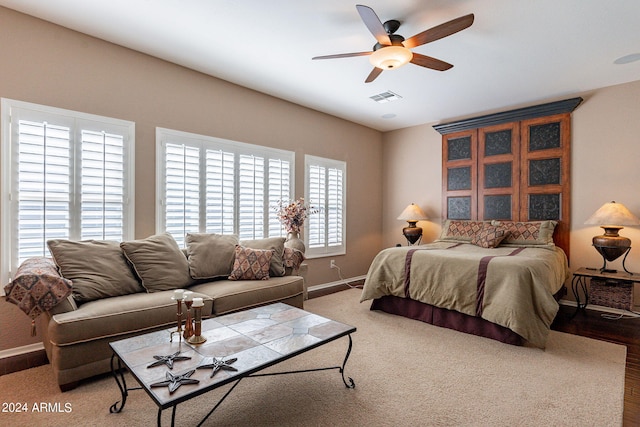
[571,267,640,312]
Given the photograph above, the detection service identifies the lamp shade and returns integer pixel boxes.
[584,201,640,226]
[397,203,428,222]
[369,46,413,70]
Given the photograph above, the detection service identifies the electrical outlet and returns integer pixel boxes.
[330,259,336,269]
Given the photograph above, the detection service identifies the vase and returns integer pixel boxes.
[285,231,305,253]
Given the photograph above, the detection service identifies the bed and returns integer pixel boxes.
[360,220,570,348]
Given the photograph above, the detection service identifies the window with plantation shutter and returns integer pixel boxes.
[1,98,135,288]
[156,128,293,245]
[305,155,346,257]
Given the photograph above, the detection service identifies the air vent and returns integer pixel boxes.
[370,91,402,103]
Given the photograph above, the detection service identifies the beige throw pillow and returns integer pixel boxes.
[120,233,193,292]
[47,239,142,303]
[186,233,239,279]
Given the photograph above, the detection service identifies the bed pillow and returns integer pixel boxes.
[470,224,510,249]
[47,239,142,303]
[228,246,273,281]
[240,237,286,277]
[491,220,557,247]
[186,233,239,280]
[120,233,194,292]
[436,220,487,243]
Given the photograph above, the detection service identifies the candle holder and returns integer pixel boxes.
[187,298,206,345]
[170,290,184,343]
[183,293,194,340]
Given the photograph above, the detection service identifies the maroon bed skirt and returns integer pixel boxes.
[370,295,524,346]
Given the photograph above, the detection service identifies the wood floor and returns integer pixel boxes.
[551,304,640,426]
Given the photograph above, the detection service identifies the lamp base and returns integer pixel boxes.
[594,245,632,275]
[592,227,633,274]
[402,224,423,246]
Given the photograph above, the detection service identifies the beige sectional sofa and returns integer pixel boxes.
[28,232,305,391]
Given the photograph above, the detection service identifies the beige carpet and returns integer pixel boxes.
[0,289,626,426]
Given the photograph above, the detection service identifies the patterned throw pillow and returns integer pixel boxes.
[283,247,305,270]
[436,220,487,243]
[471,225,510,249]
[228,246,273,280]
[491,220,557,247]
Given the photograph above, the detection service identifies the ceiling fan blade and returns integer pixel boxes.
[356,5,391,46]
[403,14,474,48]
[410,53,453,71]
[365,67,383,83]
[312,51,372,60]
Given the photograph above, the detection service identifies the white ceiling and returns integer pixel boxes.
[2,0,640,132]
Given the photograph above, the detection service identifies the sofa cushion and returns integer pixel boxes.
[120,233,193,292]
[186,233,238,279]
[240,237,286,277]
[47,240,142,303]
[228,246,273,280]
[189,275,304,316]
[47,289,213,346]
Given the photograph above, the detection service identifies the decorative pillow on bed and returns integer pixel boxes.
[436,220,487,243]
[491,220,557,247]
[228,246,273,281]
[470,225,510,249]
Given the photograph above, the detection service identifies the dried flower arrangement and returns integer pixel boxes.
[273,198,317,233]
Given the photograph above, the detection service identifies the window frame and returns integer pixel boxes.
[1,98,135,289]
[304,155,347,258]
[155,127,295,245]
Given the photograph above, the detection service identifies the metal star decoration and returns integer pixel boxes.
[150,370,199,394]
[147,351,191,369]
[197,357,238,378]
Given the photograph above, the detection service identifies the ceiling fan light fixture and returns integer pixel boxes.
[369,46,413,70]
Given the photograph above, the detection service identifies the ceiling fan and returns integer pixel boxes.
[312,4,474,83]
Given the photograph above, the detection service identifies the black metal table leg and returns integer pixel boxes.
[109,353,128,413]
[340,334,356,389]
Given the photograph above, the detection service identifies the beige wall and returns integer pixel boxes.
[0,7,383,351]
[382,79,640,301]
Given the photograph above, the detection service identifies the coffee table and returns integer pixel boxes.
[109,303,356,426]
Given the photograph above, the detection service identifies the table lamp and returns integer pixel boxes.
[584,201,640,274]
[397,203,428,245]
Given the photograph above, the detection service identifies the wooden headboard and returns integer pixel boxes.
[434,98,582,261]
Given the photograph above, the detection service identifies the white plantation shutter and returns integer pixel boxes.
[205,149,235,234]
[238,154,265,239]
[327,167,344,246]
[307,164,326,248]
[1,99,135,286]
[80,130,126,240]
[268,159,291,237]
[16,120,71,261]
[156,128,293,243]
[163,143,200,247]
[305,155,346,257]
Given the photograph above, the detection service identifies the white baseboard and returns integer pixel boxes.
[308,275,366,293]
[0,342,44,359]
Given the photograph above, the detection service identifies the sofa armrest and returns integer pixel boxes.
[4,257,76,317]
[48,295,78,314]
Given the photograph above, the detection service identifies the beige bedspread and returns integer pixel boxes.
[361,242,570,348]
